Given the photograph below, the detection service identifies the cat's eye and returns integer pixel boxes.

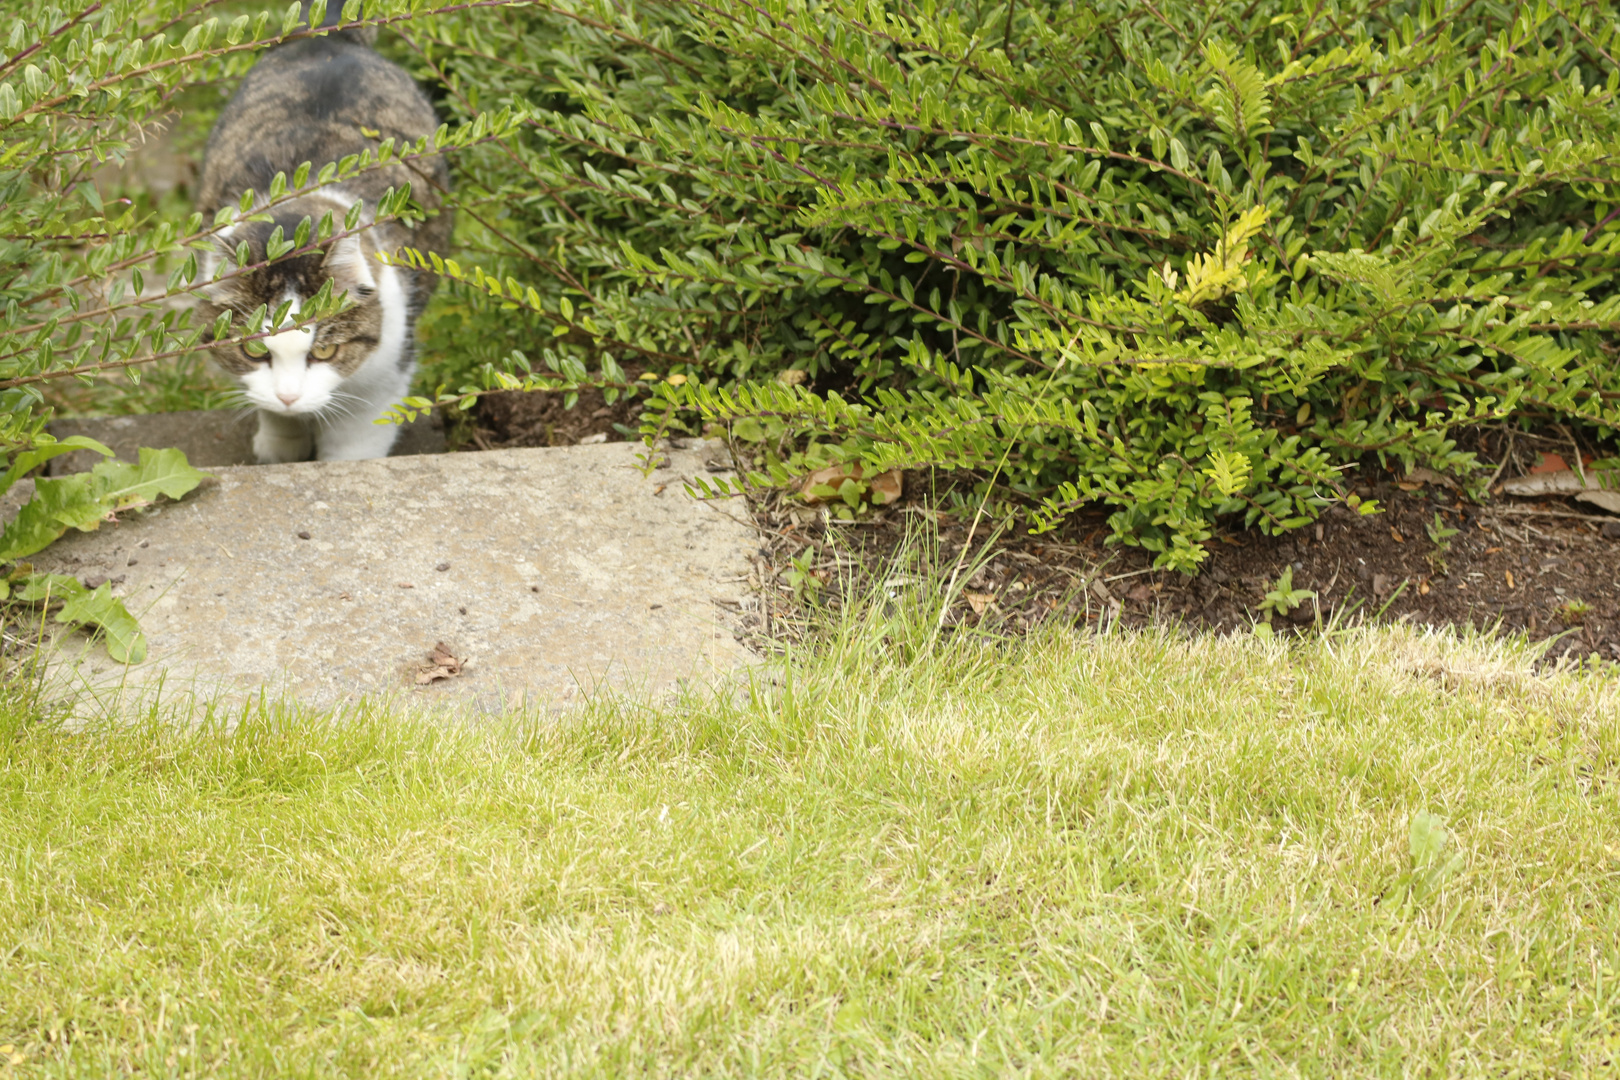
[241,339,269,359]
[310,342,338,361]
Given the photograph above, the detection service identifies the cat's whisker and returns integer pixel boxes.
[315,404,359,424]
[316,390,366,415]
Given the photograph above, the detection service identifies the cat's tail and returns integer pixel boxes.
[299,0,380,47]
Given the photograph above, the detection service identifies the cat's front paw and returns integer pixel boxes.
[253,416,314,463]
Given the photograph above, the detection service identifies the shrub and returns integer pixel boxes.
[401,0,1620,569]
[6,2,1620,574]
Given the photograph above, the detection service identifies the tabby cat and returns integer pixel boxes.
[195,2,450,462]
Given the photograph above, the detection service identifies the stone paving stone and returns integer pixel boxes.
[18,440,757,715]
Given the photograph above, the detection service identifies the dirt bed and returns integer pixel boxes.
[467,375,645,451]
[738,470,1620,664]
[475,396,1620,662]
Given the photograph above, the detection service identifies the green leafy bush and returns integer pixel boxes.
[400,0,1620,569]
[7,2,1620,577]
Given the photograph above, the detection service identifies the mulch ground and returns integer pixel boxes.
[464,372,645,451]
[478,394,1620,663]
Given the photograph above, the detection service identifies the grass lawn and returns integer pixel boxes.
[2,616,1618,1077]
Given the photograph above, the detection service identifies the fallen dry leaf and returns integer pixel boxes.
[964,591,995,615]
[1528,453,1570,475]
[1397,466,1459,492]
[1503,468,1595,495]
[414,641,464,685]
[1577,490,1620,514]
[1390,528,1405,543]
[868,469,903,505]
[1501,467,1620,514]
[797,462,904,506]
[797,462,856,502]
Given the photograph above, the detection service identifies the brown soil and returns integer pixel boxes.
[464,370,645,450]
[737,467,1620,664]
[475,399,1620,661]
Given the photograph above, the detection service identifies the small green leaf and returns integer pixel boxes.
[265,225,293,261]
[17,572,83,603]
[1409,811,1449,868]
[0,435,112,497]
[1408,809,1465,894]
[1168,136,1189,172]
[281,0,305,36]
[56,582,146,663]
[0,474,97,561]
[0,448,208,562]
[90,447,210,511]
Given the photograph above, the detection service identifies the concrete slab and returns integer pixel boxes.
[17,441,758,714]
[43,409,446,475]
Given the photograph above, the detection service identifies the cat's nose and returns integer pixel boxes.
[277,392,300,407]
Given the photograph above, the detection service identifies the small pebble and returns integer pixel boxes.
[297,530,311,540]
[1603,521,1620,540]
[436,562,450,572]
[126,558,138,567]
[138,539,149,548]
[530,585,539,592]
[458,606,467,615]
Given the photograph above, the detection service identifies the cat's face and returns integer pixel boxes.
[198,211,390,417]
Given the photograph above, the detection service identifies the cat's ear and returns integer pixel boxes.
[323,235,377,301]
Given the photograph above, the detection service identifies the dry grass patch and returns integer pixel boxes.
[1,621,1618,1077]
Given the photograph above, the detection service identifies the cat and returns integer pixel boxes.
[194,1,451,463]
